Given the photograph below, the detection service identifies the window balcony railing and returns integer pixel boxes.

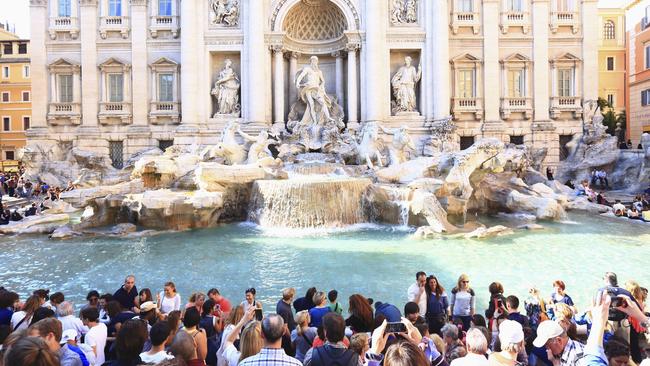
[500,11,530,34]
[550,96,582,119]
[149,15,179,38]
[99,102,132,124]
[47,102,81,126]
[149,101,180,124]
[48,17,79,40]
[451,97,483,120]
[450,12,481,35]
[500,97,532,120]
[99,16,130,39]
[550,11,579,34]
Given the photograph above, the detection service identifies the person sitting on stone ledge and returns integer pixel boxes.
[627,206,641,220]
[10,209,22,222]
[24,203,37,217]
[0,209,11,225]
[612,200,627,217]
[596,192,610,205]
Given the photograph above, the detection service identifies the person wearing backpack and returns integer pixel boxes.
[304,312,358,366]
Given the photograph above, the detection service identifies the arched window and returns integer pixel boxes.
[604,20,615,40]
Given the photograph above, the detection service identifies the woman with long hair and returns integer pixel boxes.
[167,310,182,339]
[217,305,245,366]
[346,294,374,333]
[109,318,148,366]
[139,288,153,305]
[221,306,260,365]
[187,292,207,315]
[291,310,317,363]
[3,336,59,366]
[425,275,449,336]
[182,307,208,363]
[450,274,475,332]
[384,340,430,366]
[485,281,507,349]
[10,295,40,331]
[158,281,181,316]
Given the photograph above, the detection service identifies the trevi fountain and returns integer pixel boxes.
[3,53,650,312]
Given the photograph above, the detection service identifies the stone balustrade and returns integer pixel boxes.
[452,97,483,120]
[99,16,130,39]
[48,16,79,39]
[500,97,532,120]
[550,11,579,33]
[47,102,81,125]
[451,12,481,34]
[149,15,180,38]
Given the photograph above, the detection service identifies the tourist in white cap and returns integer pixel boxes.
[488,319,525,366]
[533,319,587,366]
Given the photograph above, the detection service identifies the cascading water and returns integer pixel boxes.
[248,177,372,228]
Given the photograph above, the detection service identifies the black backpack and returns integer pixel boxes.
[311,345,358,366]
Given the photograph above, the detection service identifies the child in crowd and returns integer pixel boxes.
[328,290,343,315]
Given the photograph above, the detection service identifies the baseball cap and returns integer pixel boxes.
[140,301,156,312]
[498,320,524,345]
[532,320,565,348]
[60,329,77,344]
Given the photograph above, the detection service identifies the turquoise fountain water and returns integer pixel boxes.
[0,212,647,314]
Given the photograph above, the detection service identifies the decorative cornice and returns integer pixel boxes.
[79,0,98,6]
[130,0,147,6]
[29,0,47,7]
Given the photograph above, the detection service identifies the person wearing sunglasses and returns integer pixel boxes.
[450,274,475,332]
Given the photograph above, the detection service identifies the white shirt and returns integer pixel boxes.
[59,315,89,339]
[451,289,475,317]
[159,292,181,314]
[407,282,427,317]
[10,311,31,331]
[223,343,241,366]
[140,350,174,364]
[450,353,489,366]
[84,323,107,365]
[217,324,236,366]
[77,343,97,366]
[612,203,626,212]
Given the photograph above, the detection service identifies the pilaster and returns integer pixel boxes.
[244,0,268,125]
[532,0,550,122]
[432,0,451,120]
[29,0,48,131]
[80,0,99,129]
[180,0,199,126]
[362,0,388,123]
[581,0,598,101]
[130,0,150,128]
[483,0,501,124]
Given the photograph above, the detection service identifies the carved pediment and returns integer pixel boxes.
[550,52,581,65]
[98,57,131,71]
[48,58,80,72]
[450,53,482,66]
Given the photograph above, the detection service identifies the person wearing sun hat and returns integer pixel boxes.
[488,319,525,366]
[533,319,587,366]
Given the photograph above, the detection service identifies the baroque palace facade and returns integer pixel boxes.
[29,0,597,168]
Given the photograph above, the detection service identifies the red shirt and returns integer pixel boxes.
[312,336,350,349]
[215,297,232,314]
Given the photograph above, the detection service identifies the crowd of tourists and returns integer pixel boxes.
[576,179,650,222]
[0,168,76,226]
[0,271,648,366]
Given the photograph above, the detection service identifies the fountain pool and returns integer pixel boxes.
[0,212,648,315]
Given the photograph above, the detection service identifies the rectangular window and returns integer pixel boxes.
[559,134,573,161]
[4,151,15,161]
[558,68,572,97]
[158,139,174,151]
[17,43,27,54]
[109,141,124,169]
[457,0,473,12]
[510,135,524,145]
[642,89,650,106]
[23,116,30,131]
[460,136,475,150]
[23,65,30,78]
[108,0,122,16]
[1,92,8,102]
[508,0,522,12]
[508,69,524,98]
[607,57,614,71]
[2,43,12,55]
[58,74,73,103]
[2,66,9,78]
[556,0,570,11]
[158,74,174,102]
[607,94,614,107]
[22,92,30,102]
[109,74,124,102]
[2,117,10,132]
[646,46,650,69]
[458,69,474,98]
[158,0,172,16]
[58,0,71,17]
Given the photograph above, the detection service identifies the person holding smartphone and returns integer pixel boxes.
[241,288,262,314]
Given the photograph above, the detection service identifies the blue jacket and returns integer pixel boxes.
[374,302,402,322]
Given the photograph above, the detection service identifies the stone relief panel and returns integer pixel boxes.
[391,0,418,25]
[209,0,240,27]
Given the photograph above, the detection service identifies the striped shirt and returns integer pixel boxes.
[560,339,588,366]
[238,348,303,366]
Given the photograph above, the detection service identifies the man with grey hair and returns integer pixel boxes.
[238,313,301,366]
[113,274,139,313]
[276,287,297,331]
[450,328,488,366]
[442,323,467,363]
[57,301,88,341]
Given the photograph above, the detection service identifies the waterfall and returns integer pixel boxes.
[248,177,372,228]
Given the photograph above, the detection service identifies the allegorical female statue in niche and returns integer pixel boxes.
[211,59,240,116]
[391,56,422,114]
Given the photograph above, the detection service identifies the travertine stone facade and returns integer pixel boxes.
[626,2,650,145]
[597,7,625,115]
[29,0,597,168]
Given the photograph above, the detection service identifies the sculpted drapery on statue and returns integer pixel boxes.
[210,0,239,26]
[295,56,335,125]
[391,56,422,114]
[211,59,241,117]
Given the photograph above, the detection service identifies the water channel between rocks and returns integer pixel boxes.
[0,212,647,314]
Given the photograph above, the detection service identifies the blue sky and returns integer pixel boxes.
[0,0,641,39]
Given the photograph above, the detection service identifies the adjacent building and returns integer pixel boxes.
[627,0,650,145]
[0,24,31,161]
[598,6,626,114]
[29,0,598,169]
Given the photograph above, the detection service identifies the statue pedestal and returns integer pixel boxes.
[385,112,426,128]
[207,115,244,132]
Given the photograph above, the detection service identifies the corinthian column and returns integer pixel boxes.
[432,0,450,120]
[288,52,300,106]
[333,51,344,107]
[272,46,285,125]
[346,43,359,128]
[245,0,267,125]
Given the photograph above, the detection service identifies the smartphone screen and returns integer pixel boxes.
[255,308,263,321]
[386,322,407,333]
